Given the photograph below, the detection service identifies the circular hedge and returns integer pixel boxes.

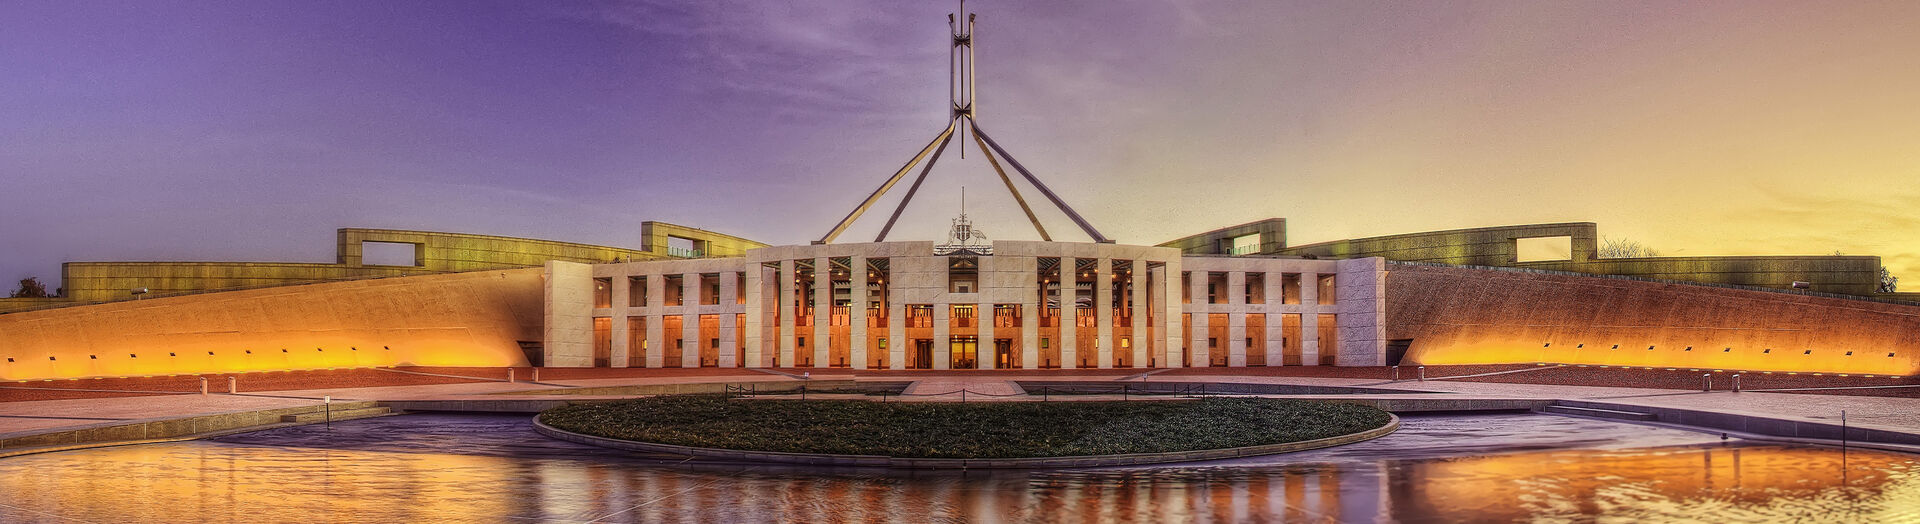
[537,396,1392,459]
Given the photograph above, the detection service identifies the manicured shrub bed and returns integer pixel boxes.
[538,396,1392,459]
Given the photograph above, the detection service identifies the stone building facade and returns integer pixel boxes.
[544,241,1386,369]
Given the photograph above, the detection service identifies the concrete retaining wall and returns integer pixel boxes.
[1387,264,1920,375]
[1556,400,1920,446]
[0,269,546,380]
[0,401,379,450]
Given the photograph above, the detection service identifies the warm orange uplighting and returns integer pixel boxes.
[0,269,540,381]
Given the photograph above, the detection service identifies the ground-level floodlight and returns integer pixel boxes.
[131,287,148,299]
[1791,281,1812,289]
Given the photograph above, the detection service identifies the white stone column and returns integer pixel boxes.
[1131,259,1148,368]
[1265,270,1284,366]
[1301,271,1320,366]
[542,261,595,367]
[1094,257,1112,369]
[849,255,868,370]
[933,301,951,370]
[681,272,699,368]
[779,260,795,368]
[1336,258,1387,366]
[646,274,665,369]
[610,272,630,368]
[719,271,738,368]
[977,257,993,370]
[1163,259,1182,368]
[1188,270,1210,367]
[813,256,831,368]
[1022,300,1040,369]
[745,266,765,368]
[1227,271,1247,367]
[1059,257,1077,369]
[889,277,906,370]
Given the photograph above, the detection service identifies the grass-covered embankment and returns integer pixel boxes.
[538,396,1391,459]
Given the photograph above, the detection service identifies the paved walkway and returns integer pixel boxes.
[3,370,1916,447]
[902,378,1025,398]
[1162,372,1920,435]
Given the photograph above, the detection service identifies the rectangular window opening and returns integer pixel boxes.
[1516,236,1574,263]
[361,241,420,267]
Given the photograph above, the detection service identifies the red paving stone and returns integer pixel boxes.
[1156,364,1539,380]
[398,366,773,381]
[849,368,1134,378]
[1421,365,1920,398]
[0,368,490,402]
[7,363,1915,403]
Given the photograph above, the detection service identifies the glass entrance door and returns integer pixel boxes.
[950,336,978,369]
[994,339,1013,369]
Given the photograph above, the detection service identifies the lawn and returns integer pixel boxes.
[537,395,1391,459]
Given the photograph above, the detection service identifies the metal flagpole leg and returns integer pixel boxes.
[817,119,959,244]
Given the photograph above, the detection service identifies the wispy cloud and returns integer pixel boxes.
[559,0,936,119]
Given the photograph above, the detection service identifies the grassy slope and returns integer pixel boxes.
[539,396,1391,459]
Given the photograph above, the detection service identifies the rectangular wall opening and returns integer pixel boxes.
[1227,233,1261,255]
[1516,236,1574,262]
[361,241,420,267]
[666,236,703,258]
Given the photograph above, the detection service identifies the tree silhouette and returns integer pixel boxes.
[10,277,52,298]
[1598,236,1661,258]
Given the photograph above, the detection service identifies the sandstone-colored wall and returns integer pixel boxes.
[60,262,416,304]
[26,224,765,309]
[1284,222,1600,266]
[1158,218,1286,255]
[639,221,769,258]
[0,297,74,315]
[1266,221,1879,296]
[1386,264,1920,375]
[0,269,543,381]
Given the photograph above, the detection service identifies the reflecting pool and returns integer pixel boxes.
[0,413,1915,523]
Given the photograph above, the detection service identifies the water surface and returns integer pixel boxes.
[0,413,1914,523]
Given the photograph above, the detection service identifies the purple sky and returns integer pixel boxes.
[6,1,1919,285]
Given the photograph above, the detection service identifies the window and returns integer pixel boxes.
[1316,275,1337,305]
[664,275,685,306]
[592,278,612,308]
[699,273,721,305]
[1227,233,1261,255]
[360,241,419,267]
[1516,236,1573,262]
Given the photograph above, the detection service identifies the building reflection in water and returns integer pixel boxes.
[1,441,1917,522]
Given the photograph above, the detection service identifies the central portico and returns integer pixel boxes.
[543,240,1383,370]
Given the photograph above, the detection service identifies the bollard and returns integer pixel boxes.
[961,390,967,403]
[1391,366,1399,381]
[228,376,238,394]
[1417,366,1426,381]
[324,395,332,430]
[508,368,516,383]
[199,377,208,395]
[1732,374,1741,392]
[532,368,539,382]
[1702,374,1711,392]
